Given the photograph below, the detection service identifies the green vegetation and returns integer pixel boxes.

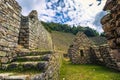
[100,32,106,37]
[60,59,120,80]
[41,21,99,37]
[0,67,41,75]
[51,31,106,53]
[51,31,75,52]
[90,37,107,45]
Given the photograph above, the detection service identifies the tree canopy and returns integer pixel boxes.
[41,21,99,37]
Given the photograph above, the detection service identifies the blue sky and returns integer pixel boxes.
[16,0,107,33]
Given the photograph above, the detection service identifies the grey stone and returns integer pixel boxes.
[31,73,45,80]
[0,51,7,57]
[42,54,51,61]
[37,62,48,71]
[1,57,9,64]
[23,63,35,70]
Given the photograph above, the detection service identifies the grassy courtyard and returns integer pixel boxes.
[60,59,120,80]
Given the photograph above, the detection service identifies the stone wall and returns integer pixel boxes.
[100,0,120,71]
[69,44,120,71]
[19,10,53,51]
[68,32,94,64]
[101,0,120,61]
[90,45,120,71]
[0,0,53,67]
[0,0,21,64]
[32,52,62,80]
[68,32,120,71]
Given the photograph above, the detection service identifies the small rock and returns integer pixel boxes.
[42,54,51,61]
[1,57,9,64]
[31,73,45,80]
[7,63,18,70]
[23,63,35,70]
[37,62,48,71]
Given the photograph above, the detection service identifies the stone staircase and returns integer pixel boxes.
[0,51,53,80]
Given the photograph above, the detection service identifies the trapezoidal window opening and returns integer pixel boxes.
[80,50,84,57]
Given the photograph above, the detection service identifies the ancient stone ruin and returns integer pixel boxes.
[68,32,120,71]
[19,10,53,50]
[0,0,61,79]
[101,0,120,62]
[68,32,94,64]
[68,0,120,71]
[101,0,120,70]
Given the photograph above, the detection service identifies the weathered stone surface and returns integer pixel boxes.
[18,10,53,51]
[42,54,52,61]
[31,73,45,80]
[68,32,94,64]
[0,0,21,65]
[0,51,7,57]
[37,62,49,71]
[68,31,120,71]
[0,0,53,69]
[1,57,9,63]
[101,0,120,71]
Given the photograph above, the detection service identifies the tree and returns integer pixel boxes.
[41,21,99,37]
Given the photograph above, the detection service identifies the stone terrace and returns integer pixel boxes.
[0,0,61,80]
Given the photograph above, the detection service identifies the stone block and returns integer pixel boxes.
[37,62,49,71]
[0,51,7,57]
[1,57,9,63]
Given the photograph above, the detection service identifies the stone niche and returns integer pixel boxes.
[18,10,53,51]
[0,0,21,64]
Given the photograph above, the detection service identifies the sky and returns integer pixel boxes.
[16,0,107,33]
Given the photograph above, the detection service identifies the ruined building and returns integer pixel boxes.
[0,0,53,65]
[68,0,120,71]
[0,0,61,79]
[68,32,120,71]
[68,32,94,64]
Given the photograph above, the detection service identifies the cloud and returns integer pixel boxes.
[16,0,107,33]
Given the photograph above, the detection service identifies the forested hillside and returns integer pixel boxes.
[41,21,99,37]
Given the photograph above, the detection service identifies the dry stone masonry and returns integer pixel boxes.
[68,32,94,64]
[0,51,61,80]
[0,0,53,65]
[0,0,21,64]
[68,0,120,71]
[101,0,120,71]
[68,32,120,71]
[0,0,61,80]
[19,10,53,51]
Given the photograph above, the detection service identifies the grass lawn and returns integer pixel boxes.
[60,59,120,80]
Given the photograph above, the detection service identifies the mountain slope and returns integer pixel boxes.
[51,31,75,53]
[51,31,107,53]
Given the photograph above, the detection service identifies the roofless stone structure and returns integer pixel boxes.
[68,32,94,64]
[68,0,120,71]
[0,0,61,79]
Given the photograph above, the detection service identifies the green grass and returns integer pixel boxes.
[60,59,120,80]
[51,31,75,53]
[0,68,42,75]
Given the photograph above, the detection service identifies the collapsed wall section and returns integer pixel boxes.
[0,0,21,64]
